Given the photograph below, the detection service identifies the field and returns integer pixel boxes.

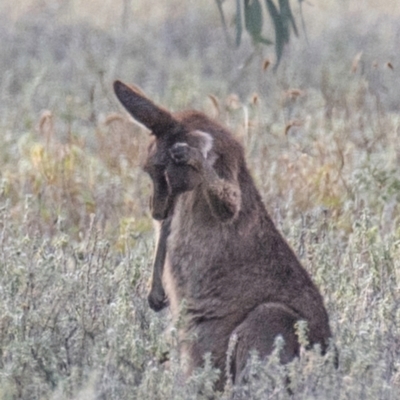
[0,0,400,398]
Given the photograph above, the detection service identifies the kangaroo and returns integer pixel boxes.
[113,80,334,391]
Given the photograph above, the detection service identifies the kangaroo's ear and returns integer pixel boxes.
[189,130,214,159]
[113,80,179,137]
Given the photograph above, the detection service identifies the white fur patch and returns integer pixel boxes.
[174,142,189,148]
[192,130,214,158]
[174,131,214,163]
[151,220,162,275]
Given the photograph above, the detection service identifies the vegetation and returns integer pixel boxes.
[0,0,399,398]
[216,0,300,67]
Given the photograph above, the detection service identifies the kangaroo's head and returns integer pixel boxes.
[113,80,214,220]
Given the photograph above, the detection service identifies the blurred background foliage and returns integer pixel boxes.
[217,0,300,67]
[0,0,398,240]
[0,0,400,398]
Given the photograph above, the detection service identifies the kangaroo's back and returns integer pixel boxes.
[167,111,331,343]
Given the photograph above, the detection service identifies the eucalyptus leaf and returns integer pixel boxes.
[265,0,286,67]
[245,0,273,45]
[216,0,301,68]
[279,0,298,37]
[257,36,274,45]
[235,0,243,47]
[244,0,263,38]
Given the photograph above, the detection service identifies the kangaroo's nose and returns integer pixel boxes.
[152,209,167,221]
[151,194,170,220]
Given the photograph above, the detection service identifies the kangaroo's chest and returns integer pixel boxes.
[162,253,181,320]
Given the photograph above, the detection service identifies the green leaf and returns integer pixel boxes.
[245,0,273,46]
[245,0,263,39]
[215,0,232,46]
[257,36,274,45]
[279,0,298,37]
[235,0,243,47]
[265,0,286,67]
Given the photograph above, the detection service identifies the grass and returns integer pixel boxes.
[0,0,400,398]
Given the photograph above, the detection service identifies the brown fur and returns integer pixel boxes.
[113,80,334,391]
